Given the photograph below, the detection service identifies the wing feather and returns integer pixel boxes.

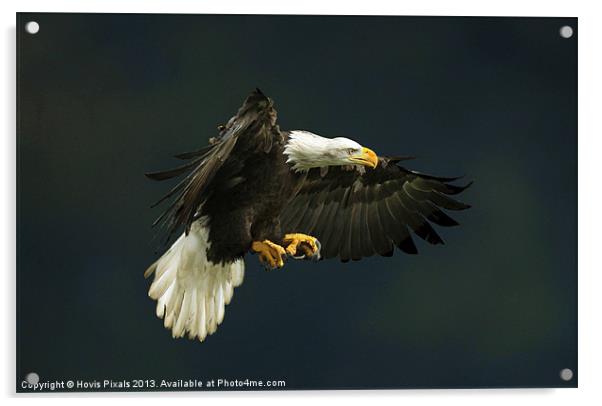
[366,199,394,256]
[358,191,375,258]
[147,89,279,240]
[349,195,363,261]
[384,195,419,253]
[279,160,471,261]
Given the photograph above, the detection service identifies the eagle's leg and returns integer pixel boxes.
[251,240,287,269]
[283,233,321,260]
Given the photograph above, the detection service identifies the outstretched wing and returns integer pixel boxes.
[146,89,278,240]
[279,158,472,262]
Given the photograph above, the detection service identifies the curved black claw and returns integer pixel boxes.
[290,238,322,261]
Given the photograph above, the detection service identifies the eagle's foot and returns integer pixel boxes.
[251,240,286,269]
[283,233,322,260]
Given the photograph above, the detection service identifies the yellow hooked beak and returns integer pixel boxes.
[349,147,378,169]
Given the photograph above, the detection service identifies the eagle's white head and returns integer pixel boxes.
[284,130,378,172]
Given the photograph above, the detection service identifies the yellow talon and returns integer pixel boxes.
[251,240,286,269]
[283,233,320,258]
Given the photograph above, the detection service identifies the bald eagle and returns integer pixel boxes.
[145,89,471,341]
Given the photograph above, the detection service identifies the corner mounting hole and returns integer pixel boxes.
[560,368,573,381]
[559,25,573,39]
[25,372,39,385]
[25,21,39,35]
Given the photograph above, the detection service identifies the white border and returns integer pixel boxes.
[3,1,600,405]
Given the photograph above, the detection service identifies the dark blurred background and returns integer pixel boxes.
[17,13,577,390]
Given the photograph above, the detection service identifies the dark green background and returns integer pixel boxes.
[17,13,577,390]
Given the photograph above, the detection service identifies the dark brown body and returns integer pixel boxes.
[201,132,304,263]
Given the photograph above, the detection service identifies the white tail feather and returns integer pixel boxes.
[145,220,244,341]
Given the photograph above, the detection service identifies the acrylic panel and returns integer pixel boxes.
[16,13,577,392]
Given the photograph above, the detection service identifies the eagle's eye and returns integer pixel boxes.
[346,148,357,155]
